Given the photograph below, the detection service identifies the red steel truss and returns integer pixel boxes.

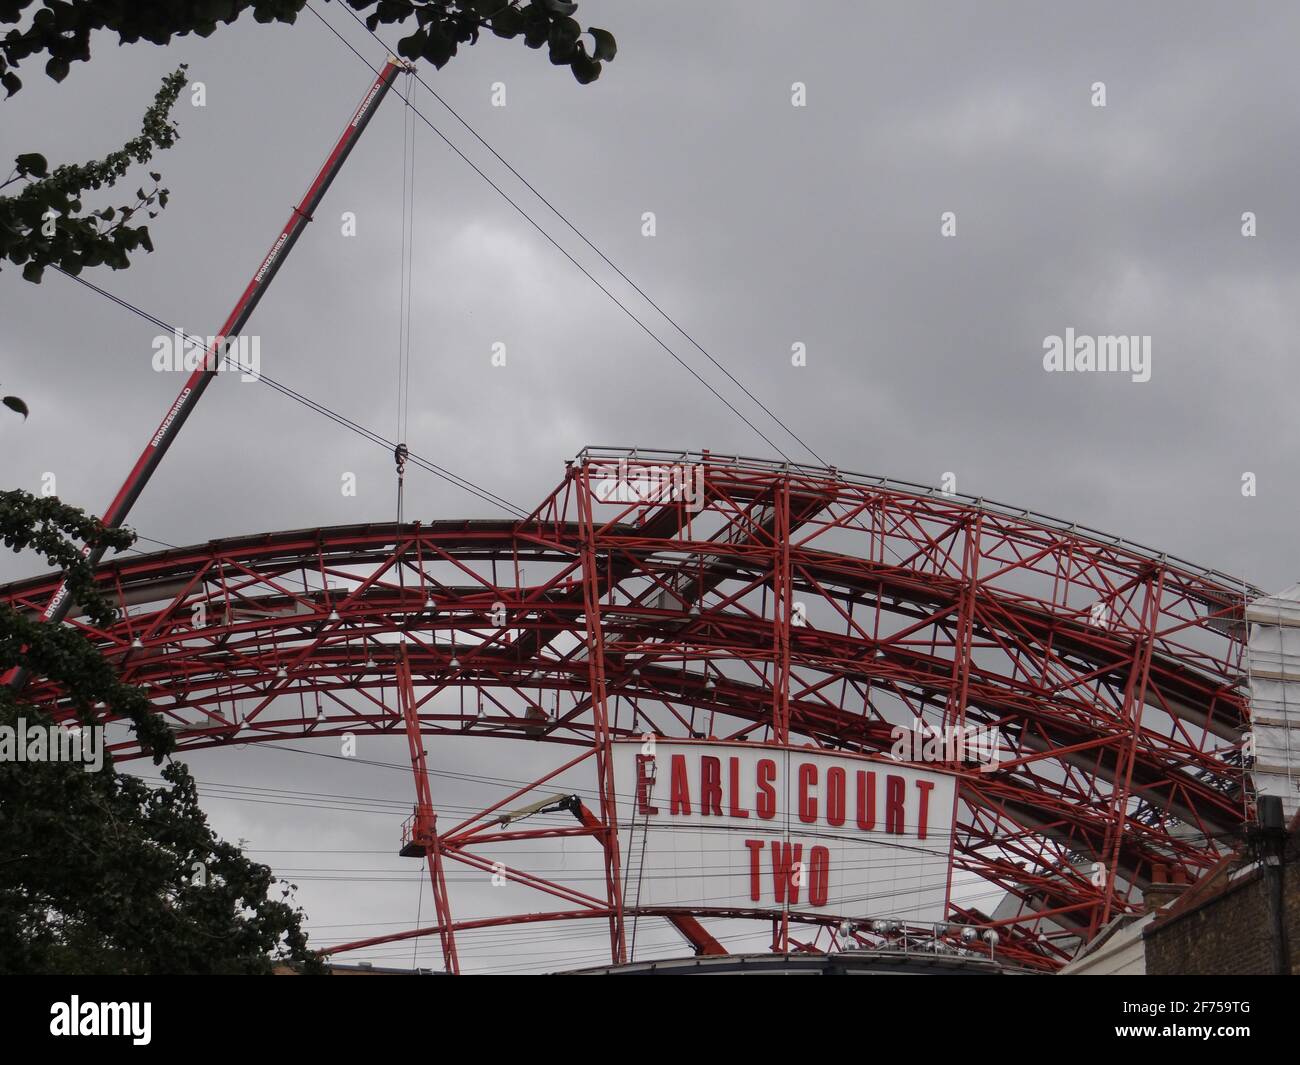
[4,57,406,672]
[2,447,1256,971]
[394,642,459,973]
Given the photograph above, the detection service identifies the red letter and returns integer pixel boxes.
[728,757,749,818]
[744,839,765,901]
[756,758,777,819]
[826,766,846,827]
[856,770,876,830]
[771,841,804,904]
[808,845,830,906]
[700,755,723,815]
[798,762,818,823]
[915,779,934,840]
[886,773,905,834]
[635,754,658,816]
[670,754,692,815]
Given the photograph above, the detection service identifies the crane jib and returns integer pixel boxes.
[5,58,409,688]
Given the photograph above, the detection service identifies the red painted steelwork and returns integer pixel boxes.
[1,448,1256,970]
[396,643,459,973]
[4,56,407,686]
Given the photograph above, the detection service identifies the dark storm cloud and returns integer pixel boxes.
[4,1,1299,966]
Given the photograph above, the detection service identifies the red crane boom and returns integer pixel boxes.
[6,56,408,687]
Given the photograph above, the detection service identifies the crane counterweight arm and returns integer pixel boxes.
[6,57,410,689]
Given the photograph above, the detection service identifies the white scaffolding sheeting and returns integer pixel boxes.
[1247,585,1300,820]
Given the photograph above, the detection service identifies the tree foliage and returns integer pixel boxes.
[1,67,185,284]
[0,1,615,286]
[1,390,27,418]
[0,491,320,973]
[0,1,617,92]
[0,0,619,971]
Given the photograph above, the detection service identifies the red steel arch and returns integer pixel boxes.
[3,447,1256,970]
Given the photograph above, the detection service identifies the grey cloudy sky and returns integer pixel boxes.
[4,1,1300,970]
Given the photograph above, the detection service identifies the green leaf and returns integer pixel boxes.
[588,28,616,62]
[397,29,426,59]
[571,55,601,84]
[491,5,523,37]
[548,35,577,65]
[422,26,457,68]
[45,56,70,82]
[550,14,580,41]
[3,395,29,419]
[15,153,49,178]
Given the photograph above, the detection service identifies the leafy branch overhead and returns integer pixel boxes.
[1,67,186,283]
[0,2,615,282]
[0,490,171,754]
[387,0,618,84]
[0,1,618,90]
[0,491,321,973]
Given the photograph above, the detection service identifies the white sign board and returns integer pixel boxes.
[614,740,955,922]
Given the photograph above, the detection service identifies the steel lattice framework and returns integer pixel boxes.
[3,447,1258,971]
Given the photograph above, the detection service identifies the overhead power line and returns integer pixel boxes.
[305,2,820,465]
[53,267,528,519]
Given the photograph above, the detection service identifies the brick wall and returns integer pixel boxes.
[1144,859,1300,975]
